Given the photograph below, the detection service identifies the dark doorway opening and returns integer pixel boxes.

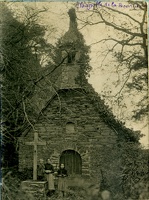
[60,150,82,175]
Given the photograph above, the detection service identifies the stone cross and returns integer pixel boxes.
[25,132,46,180]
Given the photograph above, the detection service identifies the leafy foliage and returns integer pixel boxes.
[83,84,142,142]
[90,141,149,200]
[1,4,53,166]
[120,144,149,199]
[2,164,148,200]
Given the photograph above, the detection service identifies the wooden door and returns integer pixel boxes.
[60,150,82,175]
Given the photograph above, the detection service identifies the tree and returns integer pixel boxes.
[90,140,148,199]
[75,3,148,198]
[1,3,54,166]
[77,2,148,122]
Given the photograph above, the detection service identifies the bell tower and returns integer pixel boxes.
[58,8,85,89]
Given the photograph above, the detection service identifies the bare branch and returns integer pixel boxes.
[22,100,35,131]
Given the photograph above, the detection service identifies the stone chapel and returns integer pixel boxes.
[18,8,139,184]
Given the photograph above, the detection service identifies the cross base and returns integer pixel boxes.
[21,180,48,200]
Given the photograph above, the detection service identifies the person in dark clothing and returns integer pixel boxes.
[37,159,45,181]
[57,163,68,197]
[45,159,55,197]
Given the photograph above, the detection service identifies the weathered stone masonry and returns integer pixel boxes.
[19,89,117,180]
[19,8,119,183]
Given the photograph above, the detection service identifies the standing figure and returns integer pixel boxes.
[45,159,55,196]
[57,163,68,197]
[37,159,45,181]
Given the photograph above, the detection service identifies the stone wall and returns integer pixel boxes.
[21,180,48,200]
[60,64,81,89]
[19,89,117,180]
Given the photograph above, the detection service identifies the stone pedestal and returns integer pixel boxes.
[21,180,48,200]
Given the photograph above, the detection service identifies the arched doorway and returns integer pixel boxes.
[60,150,82,175]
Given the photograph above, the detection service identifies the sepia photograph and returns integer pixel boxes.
[1,1,148,200]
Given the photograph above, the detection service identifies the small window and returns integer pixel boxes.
[84,104,88,108]
[66,122,75,133]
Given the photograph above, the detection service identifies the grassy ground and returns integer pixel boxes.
[2,177,98,200]
[2,169,100,200]
[2,168,148,200]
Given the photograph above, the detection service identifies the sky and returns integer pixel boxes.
[8,1,148,148]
